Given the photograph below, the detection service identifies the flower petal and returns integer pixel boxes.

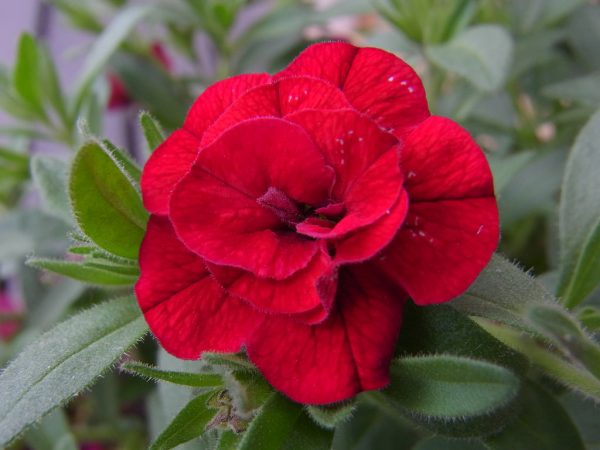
[170,118,333,279]
[335,190,409,264]
[200,76,351,147]
[136,216,263,359]
[377,198,499,305]
[141,129,200,215]
[184,73,271,137]
[246,266,405,404]
[207,247,336,321]
[289,109,403,239]
[276,42,429,137]
[401,116,495,201]
[141,73,270,215]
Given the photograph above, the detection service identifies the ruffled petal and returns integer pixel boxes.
[141,73,270,215]
[401,116,495,201]
[200,76,351,147]
[276,42,429,137]
[170,118,333,279]
[246,266,405,404]
[141,129,200,215]
[136,216,263,359]
[207,247,336,321]
[377,198,499,305]
[184,73,271,137]
[335,190,409,264]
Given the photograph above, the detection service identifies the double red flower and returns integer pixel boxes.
[136,42,499,404]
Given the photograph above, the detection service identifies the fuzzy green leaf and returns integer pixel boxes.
[28,258,137,286]
[140,111,166,152]
[69,141,148,259]
[485,381,584,450]
[383,355,521,437]
[13,34,44,116]
[306,401,356,430]
[0,297,147,447]
[122,361,223,388]
[149,391,217,450]
[237,393,303,450]
[30,155,72,224]
[427,25,514,91]
[558,109,600,308]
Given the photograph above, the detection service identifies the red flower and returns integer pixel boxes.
[136,42,499,404]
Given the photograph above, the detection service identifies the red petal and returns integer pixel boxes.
[200,76,351,147]
[136,216,263,359]
[246,266,405,404]
[288,110,403,239]
[207,248,336,321]
[378,198,499,304]
[184,73,271,137]
[335,190,409,264]
[276,42,429,137]
[141,129,200,215]
[401,116,495,201]
[170,118,333,279]
[141,74,270,215]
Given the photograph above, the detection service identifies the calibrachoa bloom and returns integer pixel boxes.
[136,42,499,404]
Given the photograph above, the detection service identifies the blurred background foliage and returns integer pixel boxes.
[1,0,600,449]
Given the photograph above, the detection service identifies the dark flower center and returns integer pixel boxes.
[257,187,345,231]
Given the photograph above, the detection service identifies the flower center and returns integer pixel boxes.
[257,187,345,231]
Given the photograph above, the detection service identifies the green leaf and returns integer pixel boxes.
[216,430,241,450]
[398,303,529,376]
[24,408,77,450]
[202,352,258,373]
[427,25,514,91]
[332,402,420,450]
[487,151,535,194]
[101,139,142,182]
[13,34,44,117]
[38,42,69,127]
[558,110,600,308]
[568,5,600,70]
[122,361,223,388]
[72,5,158,114]
[543,72,600,108]
[69,141,148,259]
[28,258,138,286]
[485,381,584,450]
[237,393,303,450]
[30,155,72,224]
[577,306,600,331]
[306,401,356,430]
[0,297,147,447]
[140,111,165,152]
[383,355,521,437]
[452,254,553,330]
[282,411,334,450]
[224,370,273,417]
[149,391,217,450]
[413,437,486,450]
[110,53,188,129]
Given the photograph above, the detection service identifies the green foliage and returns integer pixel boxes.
[30,154,72,223]
[485,381,585,450]
[383,355,521,437]
[149,390,219,450]
[69,141,147,259]
[140,111,166,152]
[306,401,356,430]
[237,392,333,450]
[122,361,224,388]
[558,110,600,308]
[0,297,147,447]
[427,25,514,91]
[28,257,138,286]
